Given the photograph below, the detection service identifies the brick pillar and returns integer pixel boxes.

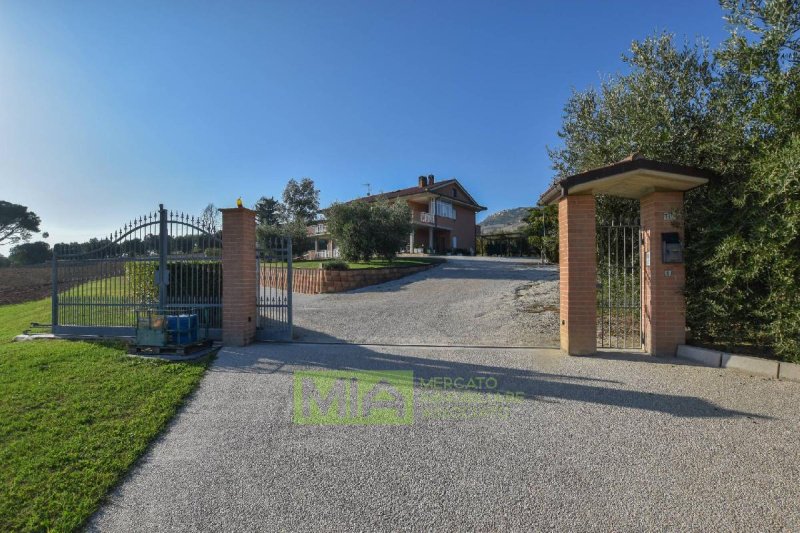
[558,195,596,355]
[640,192,685,357]
[220,207,257,346]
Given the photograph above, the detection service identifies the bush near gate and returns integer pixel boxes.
[125,262,158,304]
[166,262,222,300]
[124,261,222,304]
[320,260,349,271]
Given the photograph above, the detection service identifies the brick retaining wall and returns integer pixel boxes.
[261,264,435,294]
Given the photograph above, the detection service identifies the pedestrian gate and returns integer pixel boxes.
[597,218,642,349]
[52,205,223,339]
[256,237,293,341]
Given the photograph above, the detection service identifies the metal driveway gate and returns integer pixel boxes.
[597,217,642,349]
[256,237,292,341]
[52,205,223,338]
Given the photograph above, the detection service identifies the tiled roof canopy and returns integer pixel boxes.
[538,154,714,206]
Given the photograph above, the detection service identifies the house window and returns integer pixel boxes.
[452,188,457,198]
[434,200,456,219]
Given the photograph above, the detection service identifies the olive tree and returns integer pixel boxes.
[327,200,412,262]
[547,0,800,361]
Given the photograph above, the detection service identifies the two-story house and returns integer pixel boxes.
[307,175,486,258]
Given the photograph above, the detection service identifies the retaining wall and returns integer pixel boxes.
[261,264,435,294]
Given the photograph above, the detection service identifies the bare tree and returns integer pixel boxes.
[199,203,221,233]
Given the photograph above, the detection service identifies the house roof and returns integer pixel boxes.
[345,178,487,211]
[538,154,715,206]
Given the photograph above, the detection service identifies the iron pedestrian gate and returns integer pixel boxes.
[256,237,293,341]
[597,217,642,349]
[52,205,223,339]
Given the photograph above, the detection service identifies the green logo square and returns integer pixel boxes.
[293,370,414,425]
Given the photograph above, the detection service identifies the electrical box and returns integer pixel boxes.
[136,311,168,347]
[135,309,199,347]
[661,232,683,264]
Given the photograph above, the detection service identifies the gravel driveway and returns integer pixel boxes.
[294,256,560,346]
[89,343,800,531]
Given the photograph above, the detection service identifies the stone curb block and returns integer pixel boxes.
[721,353,779,378]
[676,345,721,367]
[778,361,800,382]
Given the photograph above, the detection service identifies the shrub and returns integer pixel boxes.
[327,199,412,262]
[326,201,373,262]
[320,260,349,271]
[166,261,222,300]
[371,201,412,260]
[124,261,222,305]
[125,262,158,304]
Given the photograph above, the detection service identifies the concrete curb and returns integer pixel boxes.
[778,361,800,383]
[721,353,779,378]
[676,345,721,367]
[676,344,800,382]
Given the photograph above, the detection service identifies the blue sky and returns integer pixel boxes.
[0,1,729,251]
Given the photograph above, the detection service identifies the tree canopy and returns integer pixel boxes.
[0,201,42,245]
[524,205,559,263]
[326,200,412,262]
[547,0,800,361]
[254,196,282,226]
[254,179,320,254]
[282,178,320,225]
[9,241,52,266]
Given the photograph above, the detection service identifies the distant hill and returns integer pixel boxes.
[478,207,533,235]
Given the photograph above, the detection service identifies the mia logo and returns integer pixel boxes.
[293,370,414,425]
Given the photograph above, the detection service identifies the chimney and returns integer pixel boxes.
[418,175,428,187]
[428,174,435,185]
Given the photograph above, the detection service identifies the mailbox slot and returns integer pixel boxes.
[661,232,683,264]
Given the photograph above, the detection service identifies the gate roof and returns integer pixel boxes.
[538,154,713,206]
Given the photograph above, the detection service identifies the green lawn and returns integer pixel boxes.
[293,257,445,269]
[0,298,210,532]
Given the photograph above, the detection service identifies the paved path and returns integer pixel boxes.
[90,343,800,531]
[293,256,560,346]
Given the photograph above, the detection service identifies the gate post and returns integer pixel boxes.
[558,194,596,355]
[640,191,686,356]
[51,251,58,329]
[220,206,258,346]
[158,204,168,311]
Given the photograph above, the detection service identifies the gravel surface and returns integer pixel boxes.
[293,256,560,346]
[89,343,800,532]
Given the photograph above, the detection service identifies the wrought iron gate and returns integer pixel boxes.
[256,237,292,341]
[597,217,642,349]
[52,205,223,338]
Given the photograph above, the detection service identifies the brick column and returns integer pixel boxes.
[558,195,596,355]
[640,192,685,357]
[220,207,257,346]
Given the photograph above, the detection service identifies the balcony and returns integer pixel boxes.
[308,223,329,236]
[413,212,436,226]
[313,248,339,259]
